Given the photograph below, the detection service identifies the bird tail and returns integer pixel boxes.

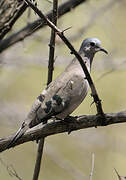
[7,122,28,149]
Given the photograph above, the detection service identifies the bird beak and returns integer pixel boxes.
[99,47,108,54]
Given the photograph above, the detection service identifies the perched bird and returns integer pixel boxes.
[7,38,107,148]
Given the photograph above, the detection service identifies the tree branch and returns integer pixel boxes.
[32,138,44,180]
[47,0,58,85]
[33,1,58,179]
[0,111,126,153]
[0,0,27,40]
[0,0,87,53]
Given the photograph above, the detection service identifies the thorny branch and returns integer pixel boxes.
[32,1,58,180]
[32,138,45,180]
[47,0,58,85]
[0,110,126,152]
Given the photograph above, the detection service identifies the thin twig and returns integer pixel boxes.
[32,139,45,180]
[89,153,95,180]
[114,168,121,180]
[32,1,58,179]
[0,158,22,180]
[23,0,105,121]
[47,0,58,85]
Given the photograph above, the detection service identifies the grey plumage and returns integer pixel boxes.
[7,38,107,148]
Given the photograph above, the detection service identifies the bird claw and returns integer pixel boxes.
[68,129,72,134]
[60,117,73,134]
[96,114,107,126]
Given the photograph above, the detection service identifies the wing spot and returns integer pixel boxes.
[44,101,52,113]
[53,95,62,105]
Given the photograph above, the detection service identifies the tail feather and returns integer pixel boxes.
[7,124,28,149]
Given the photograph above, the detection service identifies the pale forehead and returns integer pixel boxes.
[83,38,101,46]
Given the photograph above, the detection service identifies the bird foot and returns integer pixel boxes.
[96,114,107,127]
[63,116,77,134]
[55,116,75,134]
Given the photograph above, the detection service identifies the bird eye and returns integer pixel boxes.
[90,42,95,46]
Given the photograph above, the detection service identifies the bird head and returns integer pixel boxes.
[79,38,108,57]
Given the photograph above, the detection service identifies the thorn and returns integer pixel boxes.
[24,0,28,5]
[62,26,72,33]
[48,43,54,48]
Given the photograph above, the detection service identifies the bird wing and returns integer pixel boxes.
[32,71,88,125]
[7,60,88,149]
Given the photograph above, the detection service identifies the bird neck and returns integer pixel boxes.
[80,51,94,67]
[67,53,91,73]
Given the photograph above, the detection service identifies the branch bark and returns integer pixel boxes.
[0,111,126,153]
[0,0,87,53]
[0,0,27,40]
[47,0,58,85]
[32,138,44,180]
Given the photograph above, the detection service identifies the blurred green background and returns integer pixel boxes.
[0,0,126,179]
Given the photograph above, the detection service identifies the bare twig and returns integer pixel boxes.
[0,0,87,53]
[32,139,45,180]
[89,153,95,180]
[0,158,22,180]
[47,0,58,85]
[0,110,126,152]
[32,1,58,179]
[23,0,105,122]
[114,168,122,180]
